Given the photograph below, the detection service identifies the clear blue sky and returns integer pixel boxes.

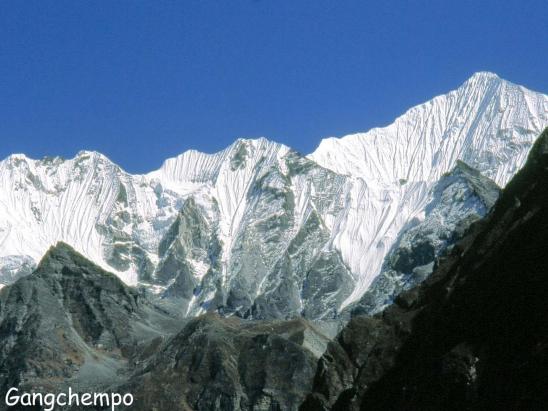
[1,0,547,173]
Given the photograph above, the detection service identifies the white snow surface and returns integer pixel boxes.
[0,72,547,310]
[309,72,548,306]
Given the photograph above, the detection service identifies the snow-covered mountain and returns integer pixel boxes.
[309,71,548,306]
[0,72,546,318]
[0,151,181,286]
[348,160,501,317]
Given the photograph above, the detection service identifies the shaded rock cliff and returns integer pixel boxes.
[302,128,548,410]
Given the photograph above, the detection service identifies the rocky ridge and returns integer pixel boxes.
[301,127,548,410]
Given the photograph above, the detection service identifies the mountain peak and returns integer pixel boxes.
[233,136,271,145]
[151,136,288,183]
[0,153,31,168]
[5,153,28,161]
[37,241,105,273]
[309,74,548,308]
[310,73,547,185]
[458,71,505,92]
[73,150,117,166]
[43,240,79,257]
[467,71,501,81]
[227,136,289,156]
[76,149,104,158]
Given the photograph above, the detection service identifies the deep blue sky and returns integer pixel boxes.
[1,1,547,173]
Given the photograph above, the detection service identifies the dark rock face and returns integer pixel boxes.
[122,314,330,411]
[250,210,354,321]
[301,128,548,410]
[0,242,182,407]
[156,197,222,314]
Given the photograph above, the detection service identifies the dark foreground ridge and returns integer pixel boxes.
[0,243,331,411]
[121,314,330,411]
[0,242,182,408]
[301,128,548,410]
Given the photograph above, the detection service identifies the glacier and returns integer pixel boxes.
[0,71,546,318]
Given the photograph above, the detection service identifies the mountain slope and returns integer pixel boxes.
[122,314,330,411]
[156,149,357,319]
[0,72,547,318]
[0,242,181,401]
[301,127,548,410]
[348,160,500,317]
[309,71,548,306]
[0,243,331,411]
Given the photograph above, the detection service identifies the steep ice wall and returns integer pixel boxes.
[309,72,548,306]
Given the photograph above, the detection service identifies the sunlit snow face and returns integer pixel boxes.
[0,73,546,318]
